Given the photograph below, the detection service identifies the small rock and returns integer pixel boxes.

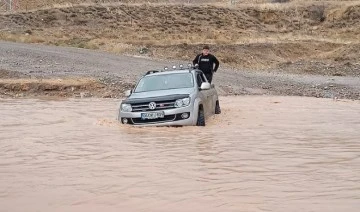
[80,92,91,98]
[25,29,32,35]
[324,87,329,90]
[102,92,112,98]
[139,47,149,54]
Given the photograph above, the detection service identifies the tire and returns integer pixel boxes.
[196,108,205,126]
[215,101,221,114]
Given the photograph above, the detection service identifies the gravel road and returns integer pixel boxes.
[1,41,359,99]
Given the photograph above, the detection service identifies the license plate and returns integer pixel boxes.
[141,111,165,120]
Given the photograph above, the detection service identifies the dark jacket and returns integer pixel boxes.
[193,53,219,74]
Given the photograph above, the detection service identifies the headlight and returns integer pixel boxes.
[174,97,191,108]
[121,103,132,112]
[175,99,183,108]
[182,97,190,106]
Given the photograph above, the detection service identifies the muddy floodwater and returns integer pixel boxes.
[0,96,359,212]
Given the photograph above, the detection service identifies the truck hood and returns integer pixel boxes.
[123,88,195,104]
[129,88,195,99]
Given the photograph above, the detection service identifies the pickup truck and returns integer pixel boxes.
[118,65,221,126]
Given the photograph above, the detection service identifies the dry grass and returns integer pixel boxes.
[0,32,46,43]
[1,1,359,74]
[6,0,360,11]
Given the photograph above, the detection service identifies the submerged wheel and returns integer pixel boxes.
[196,107,205,126]
[215,101,221,114]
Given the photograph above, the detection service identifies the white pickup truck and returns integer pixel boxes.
[118,65,221,126]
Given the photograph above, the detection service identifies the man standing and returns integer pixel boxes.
[192,45,219,83]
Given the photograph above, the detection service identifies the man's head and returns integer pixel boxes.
[202,45,210,56]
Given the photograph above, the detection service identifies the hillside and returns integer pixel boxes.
[1,1,359,76]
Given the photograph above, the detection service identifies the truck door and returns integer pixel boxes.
[196,71,212,117]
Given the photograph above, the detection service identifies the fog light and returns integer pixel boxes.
[122,118,128,124]
[181,113,189,119]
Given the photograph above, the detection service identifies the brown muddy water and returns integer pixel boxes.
[0,96,359,212]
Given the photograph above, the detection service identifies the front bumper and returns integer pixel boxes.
[119,107,196,126]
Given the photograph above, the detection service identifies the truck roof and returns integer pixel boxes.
[144,69,197,77]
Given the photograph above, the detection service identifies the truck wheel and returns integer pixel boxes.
[215,101,221,114]
[196,108,205,126]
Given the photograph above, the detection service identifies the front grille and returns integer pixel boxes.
[131,100,176,112]
[130,113,190,125]
[132,115,176,124]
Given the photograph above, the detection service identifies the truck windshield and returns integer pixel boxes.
[134,73,194,93]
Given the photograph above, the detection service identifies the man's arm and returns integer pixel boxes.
[212,55,220,72]
[193,54,200,65]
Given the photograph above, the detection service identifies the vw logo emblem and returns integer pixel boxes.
[148,102,157,110]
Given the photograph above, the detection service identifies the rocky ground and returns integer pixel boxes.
[0,41,359,100]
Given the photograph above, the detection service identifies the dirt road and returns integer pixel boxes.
[0,41,359,99]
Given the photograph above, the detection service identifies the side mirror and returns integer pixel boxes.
[124,89,132,97]
[200,82,211,90]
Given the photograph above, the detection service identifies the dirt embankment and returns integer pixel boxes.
[0,69,133,98]
[1,2,360,76]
